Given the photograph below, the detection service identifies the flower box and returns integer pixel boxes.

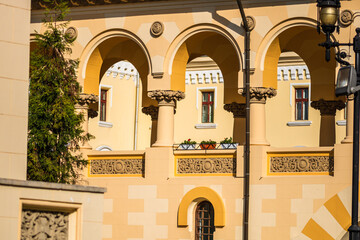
[220,143,239,149]
[200,143,216,150]
[179,144,196,150]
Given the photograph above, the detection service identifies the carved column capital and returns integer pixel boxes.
[76,93,99,109]
[239,87,277,103]
[148,90,185,106]
[224,102,246,118]
[311,99,345,115]
[142,105,159,120]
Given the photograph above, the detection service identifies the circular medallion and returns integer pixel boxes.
[65,27,78,42]
[203,160,213,172]
[244,16,256,31]
[298,159,308,171]
[340,10,353,27]
[150,21,164,37]
[114,161,124,173]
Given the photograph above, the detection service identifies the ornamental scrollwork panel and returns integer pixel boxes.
[90,159,144,175]
[21,210,69,240]
[177,158,236,174]
[269,155,334,174]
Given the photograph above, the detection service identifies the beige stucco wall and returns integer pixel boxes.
[0,179,105,240]
[0,1,30,180]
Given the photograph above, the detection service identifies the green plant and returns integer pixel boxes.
[220,137,234,144]
[200,139,216,145]
[181,138,197,144]
[27,0,93,184]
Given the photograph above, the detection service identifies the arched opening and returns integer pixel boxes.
[174,56,236,144]
[262,26,345,147]
[195,201,215,240]
[88,60,151,150]
[81,34,155,150]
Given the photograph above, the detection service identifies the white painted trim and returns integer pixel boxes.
[100,84,113,107]
[196,87,217,110]
[95,145,113,151]
[98,121,113,128]
[287,121,312,126]
[195,123,217,129]
[289,83,311,107]
[336,120,346,126]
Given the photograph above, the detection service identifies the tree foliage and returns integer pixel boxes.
[27,1,92,183]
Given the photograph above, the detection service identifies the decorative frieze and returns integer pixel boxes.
[21,209,69,240]
[148,90,185,105]
[224,102,246,118]
[239,87,277,102]
[90,158,144,175]
[277,66,310,81]
[142,105,159,120]
[185,70,223,85]
[177,158,236,174]
[32,0,163,9]
[105,61,139,82]
[311,99,345,116]
[269,155,334,174]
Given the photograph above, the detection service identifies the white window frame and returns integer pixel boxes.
[196,87,217,129]
[98,85,113,127]
[287,83,312,126]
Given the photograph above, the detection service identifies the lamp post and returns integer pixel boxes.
[316,1,360,239]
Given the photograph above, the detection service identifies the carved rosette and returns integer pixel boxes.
[177,158,236,174]
[142,105,159,120]
[65,27,78,42]
[90,159,144,175]
[239,87,277,103]
[224,102,246,118]
[269,155,334,174]
[311,99,345,116]
[21,209,69,240]
[148,90,185,106]
[150,21,164,37]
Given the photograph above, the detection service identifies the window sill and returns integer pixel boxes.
[336,120,346,126]
[287,121,312,126]
[98,121,113,128]
[195,123,217,129]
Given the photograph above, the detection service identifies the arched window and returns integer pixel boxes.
[195,201,215,240]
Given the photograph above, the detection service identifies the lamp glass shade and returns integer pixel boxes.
[320,7,338,26]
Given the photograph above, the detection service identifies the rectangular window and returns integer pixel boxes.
[202,92,214,123]
[100,89,107,121]
[295,88,309,120]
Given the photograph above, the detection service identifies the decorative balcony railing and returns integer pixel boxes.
[173,143,239,151]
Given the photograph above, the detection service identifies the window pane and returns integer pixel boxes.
[209,105,214,123]
[296,89,301,99]
[303,88,308,98]
[296,102,301,120]
[209,92,214,101]
[202,92,207,102]
[202,105,208,123]
[304,102,308,120]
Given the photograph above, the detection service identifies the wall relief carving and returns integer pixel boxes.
[269,155,334,174]
[177,158,236,174]
[21,209,69,240]
[90,159,144,175]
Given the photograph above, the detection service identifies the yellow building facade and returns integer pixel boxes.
[29,0,360,239]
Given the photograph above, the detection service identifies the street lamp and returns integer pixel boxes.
[317,0,360,239]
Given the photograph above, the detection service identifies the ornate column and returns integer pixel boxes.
[311,99,345,147]
[239,87,277,146]
[224,102,246,144]
[142,105,159,146]
[342,95,354,144]
[75,93,98,150]
[148,90,185,147]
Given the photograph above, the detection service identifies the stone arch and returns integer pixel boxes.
[256,18,337,101]
[79,29,153,106]
[164,24,243,103]
[178,186,225,227]
[296,186,352,240]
